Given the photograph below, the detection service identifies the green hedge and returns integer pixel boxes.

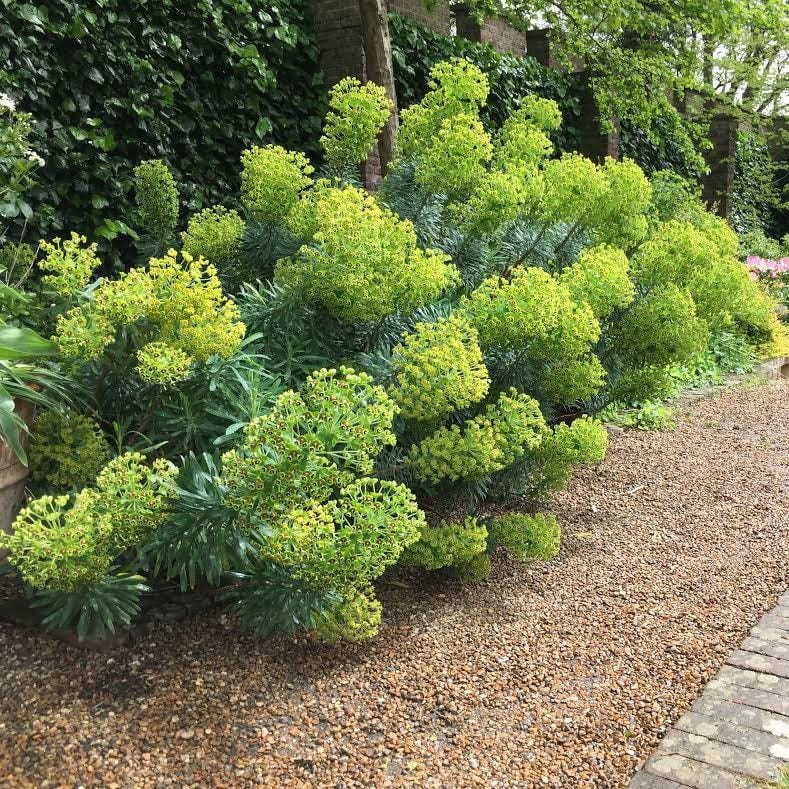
[619,115,706,181]
[389,13,582,152]
[731,129,782,237]
[0,0,326,249]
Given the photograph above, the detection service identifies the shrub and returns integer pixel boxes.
[4,58,781,645]
[559,245,635,318]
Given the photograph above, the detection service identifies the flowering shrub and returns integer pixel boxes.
[3,57,783,645]
[746,256,789,320]
[54,249,245,384]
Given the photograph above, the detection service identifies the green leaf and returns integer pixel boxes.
[0,384,27,465]
[0,325,58,359]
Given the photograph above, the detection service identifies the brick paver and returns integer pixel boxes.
[630,592,789,788]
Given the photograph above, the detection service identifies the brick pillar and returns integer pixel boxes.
[525,29,557,68]
[308,1,381,187]
[701,113,738,218]
[388,0,451,33]
[577,73,620,162]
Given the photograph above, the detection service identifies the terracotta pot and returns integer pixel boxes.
[0,398,35,545]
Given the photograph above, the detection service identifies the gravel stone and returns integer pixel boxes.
[1,380,787,787]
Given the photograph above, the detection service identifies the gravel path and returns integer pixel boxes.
[1,380,787,788]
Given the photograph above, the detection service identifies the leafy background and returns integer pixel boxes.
[0,0,327,254]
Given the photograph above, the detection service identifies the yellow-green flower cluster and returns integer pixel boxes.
[462,266,601,362]
[37,233,101,296]
[487,512,560,561]
[222,367,398,518]
[454,550,492,580]
[548,416,609,465]
[391,315,489,422]
[519,95,563,132]
[612,283,708,368]
[633,219,768,331]
[134,159,179,238]
[29,411,111,489]
[407,388,546,484]
[493,101,558,174]
[593,158,651,249]
[220,367,424,639]
[314,590,383,643]
[523,416,608,497]
[414,113,492,199]
[54,249,245,384]
[0,241,35,277]
[53,308,116,360]
[540,152,608,227]
[320,77,392,169]
[0,453,176,591]
[541,355,607,405]
[1,493,114,591]
[136,341,194,385]
[632,219,718,291]
[398,58,489,162]
[450,170,529,237]
[401,516,488,571]
[181,205,245,269]
[274,186,459,322]
[559,244,636,318]
[240,144,314,223]
[93,453,177,549]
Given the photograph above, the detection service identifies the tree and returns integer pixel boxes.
[705,0,788,116]
[453,0,750,123]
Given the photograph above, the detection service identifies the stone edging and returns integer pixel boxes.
[631,591,789,788]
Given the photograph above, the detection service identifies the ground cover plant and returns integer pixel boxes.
[0,60,782,643]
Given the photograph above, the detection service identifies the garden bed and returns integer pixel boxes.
[1,379,786,787]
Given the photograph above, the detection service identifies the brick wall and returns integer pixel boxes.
[388,0,451,34]
[454,6,528,54]
[308,0,365,86]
